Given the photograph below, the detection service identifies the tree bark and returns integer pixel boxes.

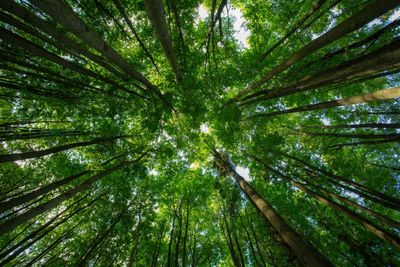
[167,212,176,267]
[0,135,122,163]
[29,0,168,105]
[182,200,190,267]
[237,0,400,99]
[257,159,400,248]
[0,169,90,214]
[143,0,183,82]
[248,87,400,119]
[241,38,400,106]
[0,151,148,236]
[255,0,328,64]
[112,0,160,73]
[214,152,333,267]
[0,1,132,81]
[302,123,400,129]
[303,18,400,69]
[151,221,165,267]
[271,150,400,210]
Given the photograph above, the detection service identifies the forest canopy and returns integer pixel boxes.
[0,0,400,266]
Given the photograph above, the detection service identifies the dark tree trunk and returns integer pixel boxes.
[214,152,333,267]
[0,135,122,163]
[143,0,183,81]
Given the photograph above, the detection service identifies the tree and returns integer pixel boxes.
[0,0,399,265]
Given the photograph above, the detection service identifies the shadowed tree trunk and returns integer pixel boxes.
[254,156,400,248]
[241,38,400,106]
[0,169,91,214]
[0,135,123,163]
[112,0,160,73]
[235,0,400,100]
[29,0,171,107]
[255,0,328,65]
[248,87,400,119]
[0,151,148,236]
[214,151,333,267]
[143,0,183,82]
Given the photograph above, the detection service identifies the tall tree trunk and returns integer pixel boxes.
[0,26,140,99]
[272,150,400,209]
[237,212,261,266]
[302,123,400,129]
[0,1,143,91]
[182,200,190,267]
[258,159,400,248]
[151,221,165,267]
[0,194,98,265]
[221,209,241,267]
[302,176,400,229]
[0,169,90,214]
[303,18,400,69]
[214,152,333,267]
[236,0,400,99]
[25,224,77,266]
[329,137,400,148]
[76,207,128,266]
[301,132,400,140]
[255,0,328,64]
[175,205,183,267]
[143,0,183,82]
[112,0,160,73]
[0,135,122,163]
[29,0,169,106]
[248,87,400,119]
[0,153,125,213]
[167,213,176,267]
[0,151,147,236]
[241,38,400,106]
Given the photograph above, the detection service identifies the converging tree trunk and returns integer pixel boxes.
[235,0,400,100]
[248,87,400,119]
[0,150,148,236]
[214,151,333,267]
[143,0,183,81]
[0,135,123,163]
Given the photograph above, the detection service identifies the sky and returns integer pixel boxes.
[197,4,250,49]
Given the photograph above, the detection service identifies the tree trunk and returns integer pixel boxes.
[304,177,400,229]
[143,0,183,82]
[112,0,160,73]
[248,87,400,119]
[151,221,165,267]
[77,207,128,266]
[303,18,400,69]
[0,194,98,265]
[167,213,176,267]
[272,150,400,209]
[302,123,400,129]
[255,0,328,64]
[214,153,333,267]
[302,132,400,140]
[329,137,400,149]
[175,206,183,267]
[182,200,190,267]
[258,160,400,248]
[237,0,400,98]
[0,151,148,236]
[0,26,140,99]
[0,1,136,83]
[241,38,400,106]
[29,0,169,105]
[0,170,90,214]
[0,135,122,163]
